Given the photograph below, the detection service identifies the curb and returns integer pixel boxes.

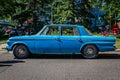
[0,42,6,44]
[0,43,7,51]
[116,49,120,52]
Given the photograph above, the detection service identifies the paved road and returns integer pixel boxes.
[1,52,120,80]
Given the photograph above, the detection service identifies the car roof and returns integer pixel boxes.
[46,24,83,27]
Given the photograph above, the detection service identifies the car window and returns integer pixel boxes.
[40,26,59,35]
[46,26,59,35]
[61,27,79,36]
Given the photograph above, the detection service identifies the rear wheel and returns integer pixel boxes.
[81,45,98,59]
[13,45,29,59]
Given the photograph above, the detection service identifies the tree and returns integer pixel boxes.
[52,0,75,23]
[104,0,120,20]
[0,0,120,31]
[0,0,15,18]
[52,0,92,25]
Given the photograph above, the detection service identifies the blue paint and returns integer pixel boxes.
[7,24,116,54]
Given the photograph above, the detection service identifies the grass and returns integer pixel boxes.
[115,37,120,49]
[115,39,120,49]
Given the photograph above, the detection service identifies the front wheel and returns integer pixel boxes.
[81,45,98,59]
[13,45,29,59]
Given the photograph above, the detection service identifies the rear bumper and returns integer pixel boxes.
[99,46,116,52]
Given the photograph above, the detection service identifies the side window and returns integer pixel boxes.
[61,27,79,36]
[46,26,59,35]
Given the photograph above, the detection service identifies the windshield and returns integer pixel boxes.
[36,26,59,35]
[36,26,47,35]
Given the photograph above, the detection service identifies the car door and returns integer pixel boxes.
[59,26,83,53]
[35,26,60,53]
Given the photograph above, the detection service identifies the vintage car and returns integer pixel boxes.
[7,24,116,59]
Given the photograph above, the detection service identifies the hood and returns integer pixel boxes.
[9,35,37,40]
[9,35,59,40]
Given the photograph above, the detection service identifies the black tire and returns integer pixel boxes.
[81,45,98,59]
[13,45,29,59]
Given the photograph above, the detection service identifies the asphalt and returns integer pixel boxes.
[1,52,120,80]
[0,43,120,80]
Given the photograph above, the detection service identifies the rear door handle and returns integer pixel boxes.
[55,38,61,41]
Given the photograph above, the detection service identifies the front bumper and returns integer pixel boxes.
[6,46,12,51]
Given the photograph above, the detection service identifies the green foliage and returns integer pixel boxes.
[98,0,120,23]
[0,0,30,22]
[0,0,120,28]
[52,0,93,26]
[52,0,75,23]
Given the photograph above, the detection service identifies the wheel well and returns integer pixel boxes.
[81,44,99,53]
[12,43,30,53]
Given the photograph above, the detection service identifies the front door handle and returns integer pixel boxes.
[76,38,83,42]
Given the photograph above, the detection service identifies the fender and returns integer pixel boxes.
[79,42,100,52]
[11,41,28,50]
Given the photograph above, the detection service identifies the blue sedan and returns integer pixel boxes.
[7,24,116,59]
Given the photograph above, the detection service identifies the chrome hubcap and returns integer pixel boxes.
[18,48,24,54]
[16,46,26,55]
[86,48,94,55]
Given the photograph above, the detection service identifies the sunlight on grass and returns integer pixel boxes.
[115,38,120,49]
